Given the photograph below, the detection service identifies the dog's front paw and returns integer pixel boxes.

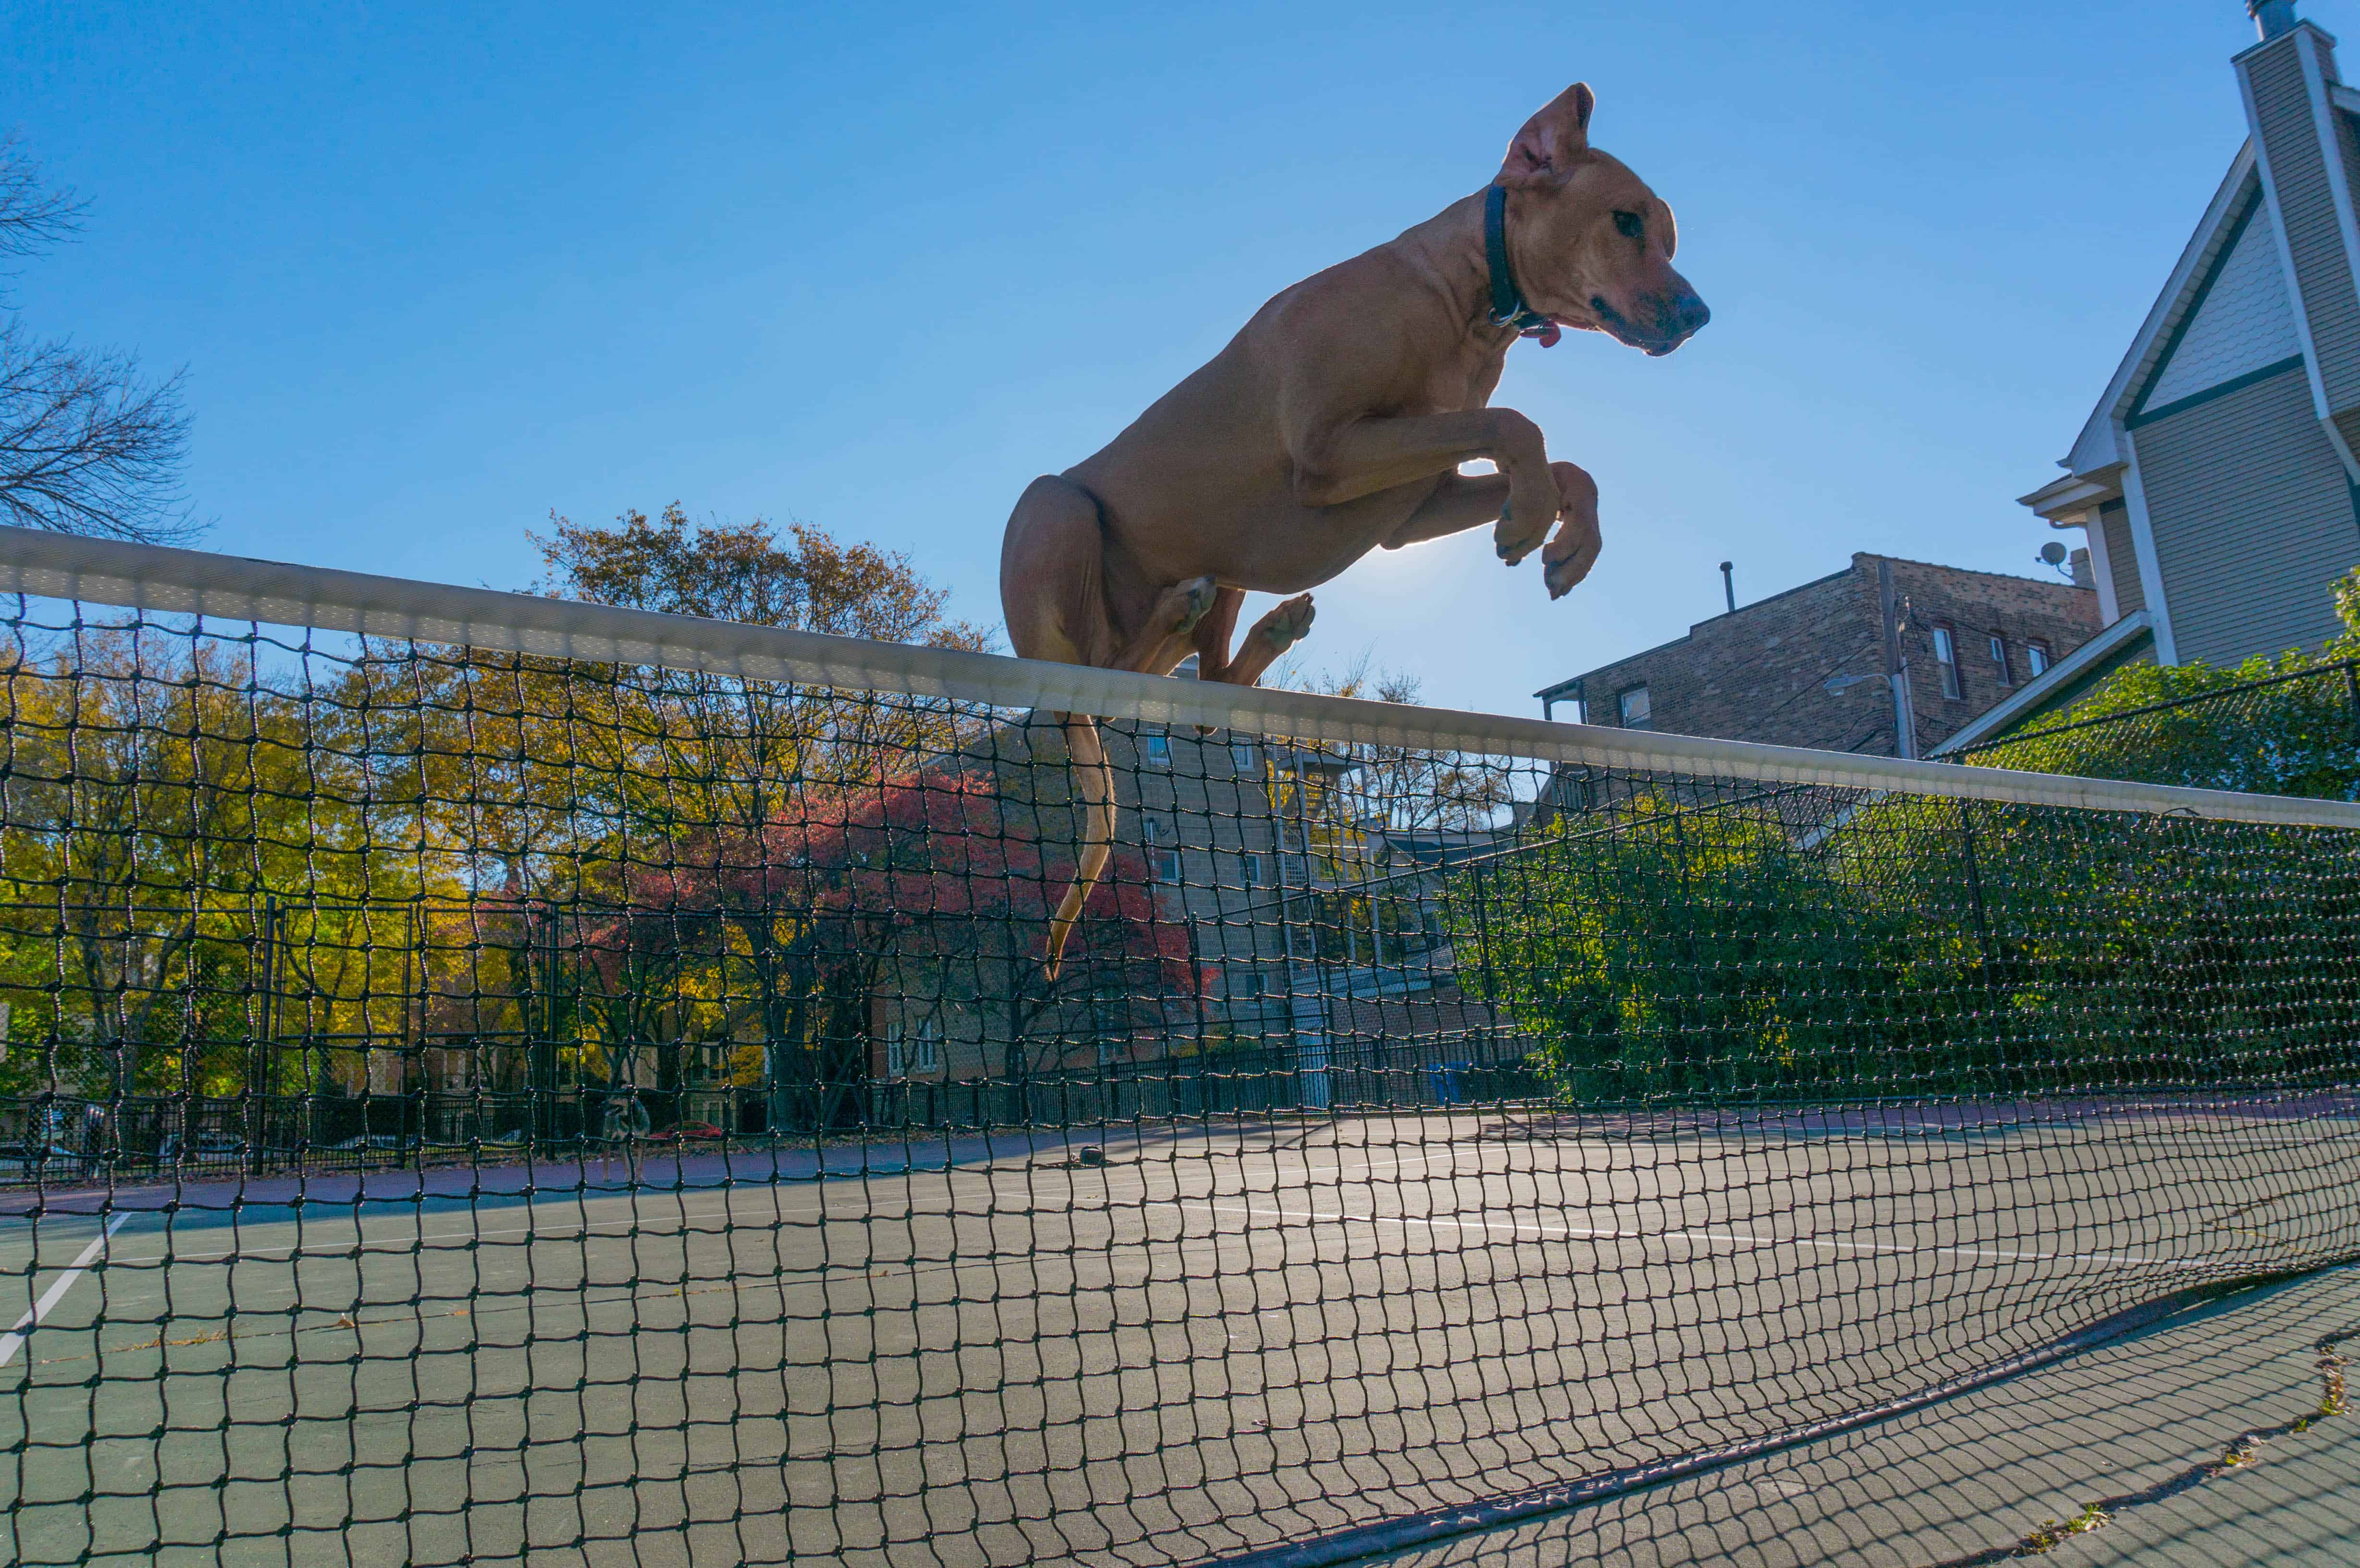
[1545,547,1596,600]
[1540,461,1601,599]
[1494,486,1552,566]
[1542,519,1602,601]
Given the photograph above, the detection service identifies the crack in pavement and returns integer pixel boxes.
[1929,1323,2357,1564]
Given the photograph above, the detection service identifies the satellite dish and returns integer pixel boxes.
[2038,541,2069,566]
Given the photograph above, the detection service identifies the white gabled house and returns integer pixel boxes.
[1994,1,2360,752]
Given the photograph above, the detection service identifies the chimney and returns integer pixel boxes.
[2251,0,2299,39]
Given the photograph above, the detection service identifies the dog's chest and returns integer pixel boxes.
[1404,343,1508,416]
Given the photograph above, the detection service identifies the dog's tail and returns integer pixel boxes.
[1042,710,1117,983]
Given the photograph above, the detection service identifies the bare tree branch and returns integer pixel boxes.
[0,322,195,541]
[0,134,197,543]
[0,134,85,266]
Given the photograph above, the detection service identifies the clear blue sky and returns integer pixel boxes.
[7,1,2290,715]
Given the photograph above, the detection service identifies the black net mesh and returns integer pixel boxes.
[1,577,2357,1568]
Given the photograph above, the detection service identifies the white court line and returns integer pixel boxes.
[1204,1201,2201,1272]
[0,1214,129,1368]
[97,1169,2199,1277]
[97,1153,1460,1264]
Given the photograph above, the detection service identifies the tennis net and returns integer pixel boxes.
[0,525,2356,1568]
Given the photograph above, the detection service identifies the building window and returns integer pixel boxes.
[1090,986,1130,1064]
[1616,685,1653,730]
[885,1019,944,1078]
[1143,734,1171,768]
[1930,627,1962,699]
[1239,851,1264,889]
[1143,818,1181,883]
[1230,741,1257,772]
[2027,641,2050,677]
[1988,634,2011,686]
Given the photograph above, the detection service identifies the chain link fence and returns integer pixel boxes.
[1952,658,2360,799]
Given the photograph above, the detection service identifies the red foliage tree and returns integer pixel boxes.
[562,761,1205,1126]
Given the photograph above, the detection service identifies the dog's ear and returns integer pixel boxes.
[1499,83,1596,187]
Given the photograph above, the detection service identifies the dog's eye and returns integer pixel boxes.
[1613,210,1645,241]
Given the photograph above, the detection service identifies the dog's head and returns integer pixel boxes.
[1496,83,1708,356]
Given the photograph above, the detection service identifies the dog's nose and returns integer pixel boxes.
[1644,292,1709,355]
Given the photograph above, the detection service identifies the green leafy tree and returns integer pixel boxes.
[1965,564,2360,798]
[1455,793,1951,1104]
[1460,783,2360,1107]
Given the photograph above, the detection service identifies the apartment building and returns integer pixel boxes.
[1533,554,2101,758]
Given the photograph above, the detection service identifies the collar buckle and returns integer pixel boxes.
[1485,184,1560,348]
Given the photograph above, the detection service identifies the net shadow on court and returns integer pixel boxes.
[1342,1264,2360,1568]
[7,1105,2356,1568]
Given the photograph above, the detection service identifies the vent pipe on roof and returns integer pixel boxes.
[2251,0,2299,39]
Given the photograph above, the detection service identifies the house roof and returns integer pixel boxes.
[1365,827,1501,870]
[2054,145,2262,482]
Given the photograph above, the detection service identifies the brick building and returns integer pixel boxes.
[1533,554,2102,757]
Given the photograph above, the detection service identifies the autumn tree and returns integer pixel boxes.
[531,502,989,648]
[522,503,996,847]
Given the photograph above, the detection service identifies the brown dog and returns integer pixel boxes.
[1002,82,1707,976]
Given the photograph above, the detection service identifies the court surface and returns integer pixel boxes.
[4,1102,2356,1568]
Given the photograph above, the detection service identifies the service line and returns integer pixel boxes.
[0,1213,129,1368]
[1205,1201,2200,1272]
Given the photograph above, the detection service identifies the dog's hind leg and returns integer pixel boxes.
[1189,588,1246,681]
[1002,478,1217,980]
[1001,476,1126,982]
[1002,475,1113,666]
[1211,594,1316,689]
[1109,575,1219,675]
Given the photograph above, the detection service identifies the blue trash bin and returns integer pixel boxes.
[1428,1063,1467,1105]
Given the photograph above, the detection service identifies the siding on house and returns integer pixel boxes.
[2139,192,2301,409]
[2331,96,2360,406]
[2305,89,2360,464]
[2032,19,2360,679]
[2246,33,2360,412]
[2134,365,2358,664]
[2097,501,2147,616]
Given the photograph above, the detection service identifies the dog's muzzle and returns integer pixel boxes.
[1594,291,1711,356]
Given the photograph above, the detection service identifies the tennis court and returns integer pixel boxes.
[9,1099,2355,1568]
[2,526,2359,1568]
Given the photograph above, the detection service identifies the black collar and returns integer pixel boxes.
[1485,184,1559,347]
